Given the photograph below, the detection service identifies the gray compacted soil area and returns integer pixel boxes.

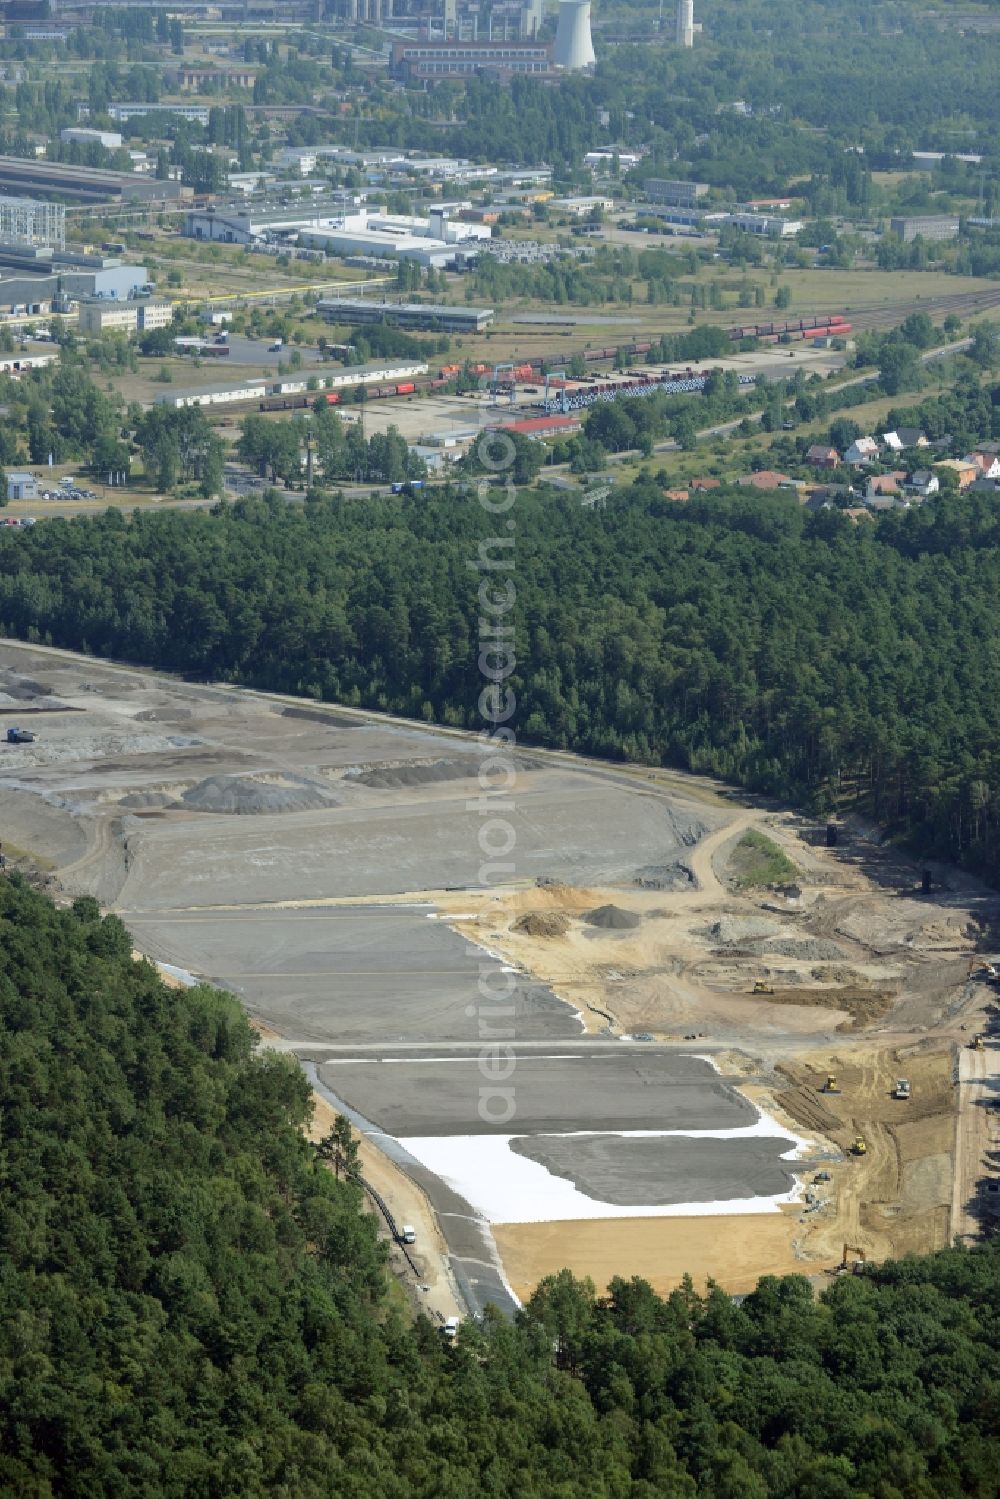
[509,1134,799,1206]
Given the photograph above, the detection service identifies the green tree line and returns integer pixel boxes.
[4,483,1000,874]
[2,875,1000,1495]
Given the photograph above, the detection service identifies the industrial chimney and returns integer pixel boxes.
[553,0,595,69]
[676,0,694,46]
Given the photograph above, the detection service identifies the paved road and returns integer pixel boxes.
[952,1039,1000,1241]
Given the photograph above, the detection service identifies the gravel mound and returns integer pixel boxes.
[584,904,642,930]
[136,708,192,723]
[348,759,474,790]
[763,936,847,961]
[513,911,570,938]
[634,862,695,890]
[710,915,784,945]
[119,791,178,811]
[182,774,338,816]
[1,675,52,699]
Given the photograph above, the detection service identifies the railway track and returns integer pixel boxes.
[837,286,1000,333]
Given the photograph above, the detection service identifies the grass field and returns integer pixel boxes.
[729,830,799,889]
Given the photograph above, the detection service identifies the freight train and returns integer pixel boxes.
[257,382,418,413]
[728,314,851,342]
[437,343,656,383]
[545,369,756,414]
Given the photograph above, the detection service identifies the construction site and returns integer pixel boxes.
[0,638,996,1318]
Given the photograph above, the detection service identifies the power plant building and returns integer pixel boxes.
[390,39,551,77]
[552,0,595,69]
[676,0,694,46]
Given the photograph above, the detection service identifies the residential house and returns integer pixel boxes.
[867,494,909,512]
[882,428,928,452]
[843,436,880,466]
[806,444,839,468]
[844,507,874,523]
[865,472,906,501]
[966,450,1000,479]
[662,488,690,502]
[934,458,979,490]
[808,483,855,507]
[689,477,721,492]
[906,469,939,497]
[739,469,795,490]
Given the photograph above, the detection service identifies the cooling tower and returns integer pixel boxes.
[553,0,595,69]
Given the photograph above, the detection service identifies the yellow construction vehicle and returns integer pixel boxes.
[842,1244,867,1273]
[752,980,775,995]
[851,1137,867,1156]
[822,1074,841,1094]
[972,1035,986,1051]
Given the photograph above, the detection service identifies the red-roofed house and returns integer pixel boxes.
[740,469,794,489]
[806,444,839,468]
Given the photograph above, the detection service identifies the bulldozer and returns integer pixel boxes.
[850,1137,868,1156]
[752,980,775,995]
[822,1074,841,1094]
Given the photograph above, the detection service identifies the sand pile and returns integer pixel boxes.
[585,904,642,930]
[182,774,337,815]
[513,911,570,938]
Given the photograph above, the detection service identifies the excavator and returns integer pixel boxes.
[822,1074,841,1094]
[842,1244,867,1273]
[851,1137,867,1156]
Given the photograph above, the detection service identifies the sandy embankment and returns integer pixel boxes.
[493,1212,807,1300]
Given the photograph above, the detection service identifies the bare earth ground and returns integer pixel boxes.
[1,639,998,1309]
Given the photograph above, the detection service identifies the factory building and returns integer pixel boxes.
[297,208,490,267]
[0,257,152,316]
[0,156,186,204]
[60,127,123,151]
[78,299,171,336]
[727,212,803,237]
[644,179,709,207]
[316,299,494,332]
[108,103,211,127]
[889,214,961,243]
[184,203,348,245]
